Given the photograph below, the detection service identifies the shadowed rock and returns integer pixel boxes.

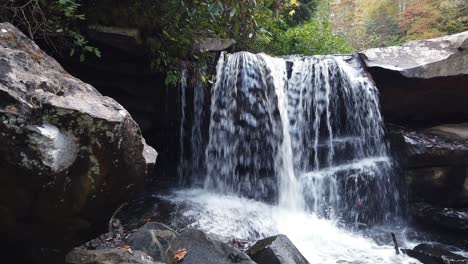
[404,243,468,264]
[247,234,309,264]
[360,32,468,125]
[0,22,157,262]
[66,248,162,264]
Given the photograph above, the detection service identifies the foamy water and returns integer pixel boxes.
[170,52,432,263]
[163,189,421,264]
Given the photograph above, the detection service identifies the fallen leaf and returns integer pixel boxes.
[127,248,133,255]
[175,248,187,261]
[146,217,151,222]
[117,245,131,250]
[105,237,113,241]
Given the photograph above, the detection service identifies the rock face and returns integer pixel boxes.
[246,235,309,264]
[170,228,255,264]
[67,223,256,264]
[127,222,178,263]
[404,243,468,264]
[66,248,161,264]
[0,22,157,262]
[389,124,468,207]
[361,31,468,79]
[360,31,468,125]
[411,203,468,234]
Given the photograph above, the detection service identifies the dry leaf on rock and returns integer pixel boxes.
[175,248,187,261]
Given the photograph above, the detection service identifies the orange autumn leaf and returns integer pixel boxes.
[105,237,113,241]
[116,245,131,250]
[175,248,187,261]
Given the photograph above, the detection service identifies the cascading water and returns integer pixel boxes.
[169,52,416,263]
[201,52,399,223]
[178,67,208,186]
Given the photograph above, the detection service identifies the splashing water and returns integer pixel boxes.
[171,52,417,263]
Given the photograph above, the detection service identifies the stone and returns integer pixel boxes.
[246,234,309,264]
[87,24,145,55]
[404,243,468,264]
[388,125,468,207]
[66,248,162,264]
[127,222,179,263]
[169,228,256,264]
[0,22,157,262]
[360,32,468,125]
[198,38,236,52]
[410,203,468,234]
[429,123,468,140]
[361,31,468,79]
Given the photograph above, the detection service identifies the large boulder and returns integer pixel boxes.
[410,203,468,234]
[0,22,157,262]
[360,31,468,125]
[361,31,468,79]
[127,222,178,263]
[403,243,468,264]
[246,234,309,264]
[389,124,468,207]
[169,228,256,264]
[68,223,256,264]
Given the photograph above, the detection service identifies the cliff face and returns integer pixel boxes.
[360,31,468,126]
[360,32,468,234]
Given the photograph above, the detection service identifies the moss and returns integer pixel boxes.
[0,31,45,63]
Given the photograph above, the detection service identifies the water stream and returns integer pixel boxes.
[172,52,417,263]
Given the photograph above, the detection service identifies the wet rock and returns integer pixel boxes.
[410,203,468,234]
[246,234,309,264]
[0,22,157,262]
[388,125,468,207]
[170,228,256,264]
[66,248,162,264]
[360,32,468,125]
[127,222,178,263]
[404,243,468,264]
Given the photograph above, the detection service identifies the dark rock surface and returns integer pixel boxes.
[388,125,468,207]
[66,248,162,264]
[66,223,256,264]
[410,203,468,234]
[170,228,256,264]
[404,243,468,264]
[60,33,180,186]
[0,22,157,262]
[360,32,468,125]
[127,222,178,263]
[246,234,309,264]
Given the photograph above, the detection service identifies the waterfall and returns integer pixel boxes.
[178,67,207,186]
[204,52,283,201]
[177,67,188,184]
[200,52,398,223]
[168,52,412,263]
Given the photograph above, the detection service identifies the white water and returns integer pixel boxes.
[172,52,419,263]
[164,189,420,264]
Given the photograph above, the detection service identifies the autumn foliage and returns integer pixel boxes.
[330,0,468,50]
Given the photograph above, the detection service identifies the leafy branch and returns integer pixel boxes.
[0,0,100,60]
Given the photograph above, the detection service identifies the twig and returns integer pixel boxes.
[391,232,400,255]
[108,202,128,234]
